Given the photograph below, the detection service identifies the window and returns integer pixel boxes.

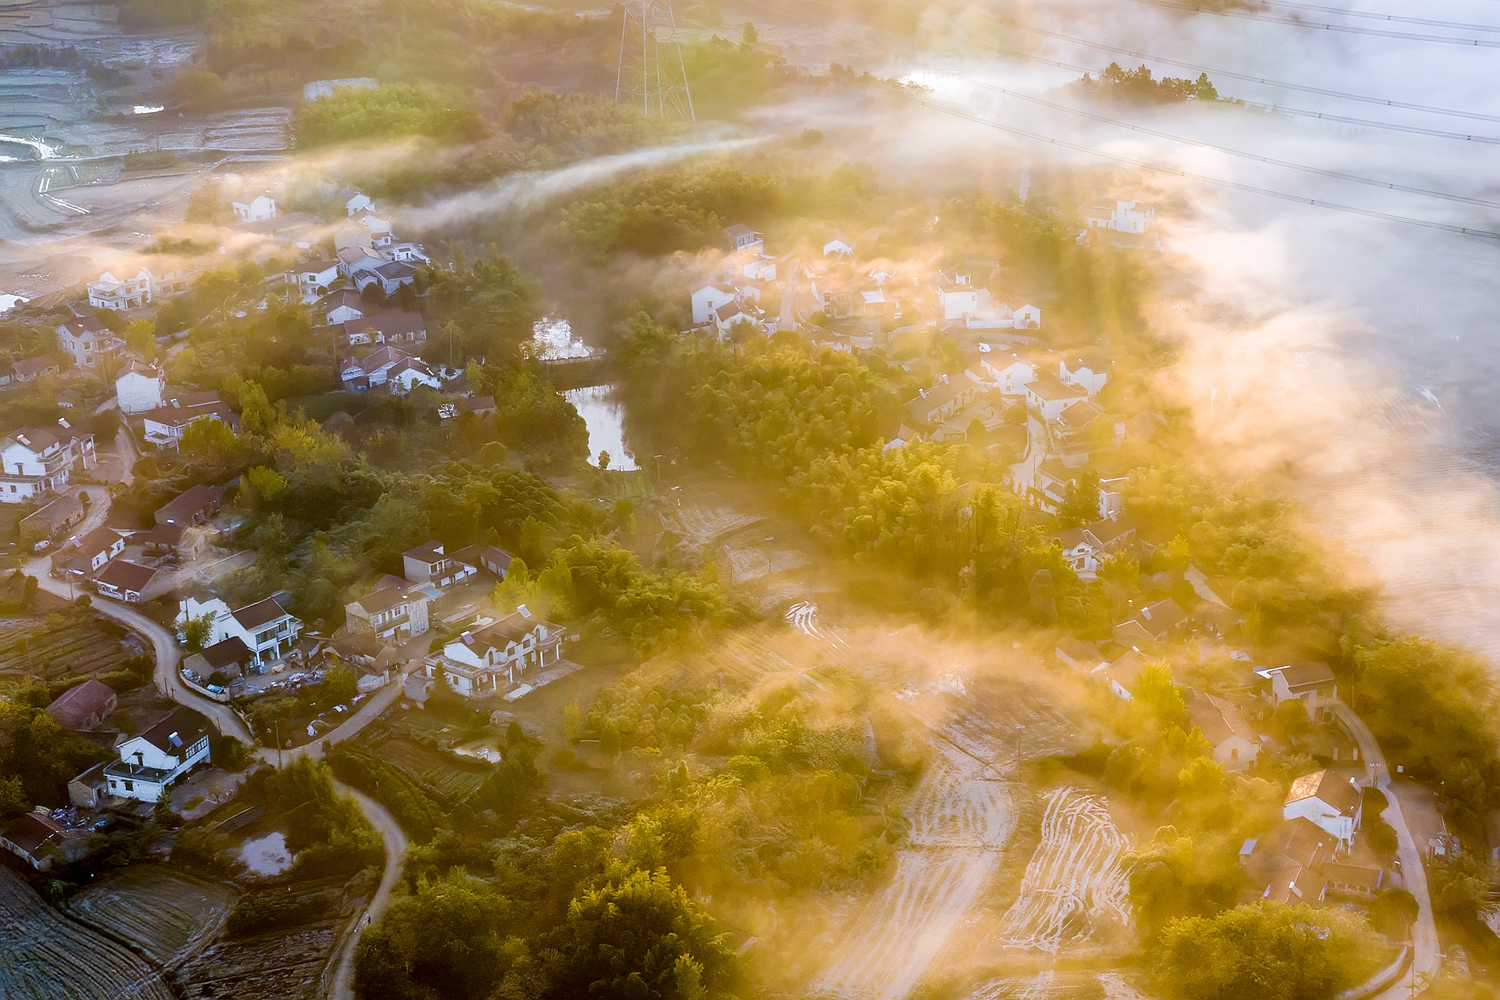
[124,780,133,792]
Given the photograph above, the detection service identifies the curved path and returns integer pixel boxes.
[327,787,407,1000]
[1332,701,1441,997]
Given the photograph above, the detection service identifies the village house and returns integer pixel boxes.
[1055,636,1107,672]
[1084,200,1153,234]
[466,396,498,418]
[178,594,303,668]
[1240,817,1337,905]
[321,288,367,326]
[424,607,564,697]
[1260,662,1339,721]
[0,811,69,870]
[20,494,84,540]
[823,234,855,258]
[183,636,254,683]
[69,764,108,809]
[1025,375,1091,423]
[1113,598,1189,646]
[325,633,400,694]
[141,396,237,450]
[115,359,166,413]
[55,315,124,370]
[1053,515,1137,579]
[981,353,1037,395]
[294,259,341,303]
[354,260,418,298]
[340,346,441,393]
[1100,649,1149,700]
[691,282,738,326]
[934,271,1041,329]
[134,522,186,557]
[45,678,117,731]
[56,526,125,579]
[905,371,989,431]
[104,707,212,803]
[1060,356,1109,395]
[450,543,513,578]
[156,483,224,527]
[12,355,61,382]
[1284,768,1364,846]
[345,191,374,216]
[339,310,428,348]
[728,247,777,281]
[1033,459,1080,512]
[232,190,277,224]
[345,584,431,642]
[724,224,763,252]
[87,267,164,311]
[1185,688,1260,770]
[94,560,158,602]
[0,424,96,504]
[402,541,478,589]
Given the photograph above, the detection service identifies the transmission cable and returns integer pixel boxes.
[1250,0,1500,33]
[1118,0,1500,47]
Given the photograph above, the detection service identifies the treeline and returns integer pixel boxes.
[1073,63,1220,104]
[292,83,486,148]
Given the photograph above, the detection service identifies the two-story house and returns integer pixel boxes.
[177,594,302,668]
[345,584,430,642]
[1059,356,1109,396]
[1084,200,1154,234]
[55,315,125,369]
[115,359,166,413]
[232,190,277,223]
[0,424,96,503]
[295,259,341,304]
[103,707,212,802]
[402,541,478,588]
[424,608,564,697]
[1283,768,1363,846]
[981,353,1037,395]
[57,526,125,579]
[1261,662,1339,721]
[87,268,155,311]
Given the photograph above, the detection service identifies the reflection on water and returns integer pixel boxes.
[528,316,598,361]
[239,831,292,875]
[565,384,638,470]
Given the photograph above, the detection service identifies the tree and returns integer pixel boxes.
[182,613,215,653]
[1275,698,1310,741]
[1155,902,1383,1000]
[1368,887,1419,938]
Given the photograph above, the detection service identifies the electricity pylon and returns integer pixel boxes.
[616,0,696,124]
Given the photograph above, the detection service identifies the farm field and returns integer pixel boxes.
[0,867,175,1000]
[995,788,1132,953]
[65,866,237,966]
[0,606,142,680]
[362,731,491,804]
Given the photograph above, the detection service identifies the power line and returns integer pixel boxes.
[996,18,1500,124]
[907,96,1500,241]
[936,70,1500,209]
[1255,0,1500,34]
[1120,0,1500,47]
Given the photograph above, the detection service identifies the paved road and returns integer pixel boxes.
[327,786,407,1000]
[1332,701,1441,997]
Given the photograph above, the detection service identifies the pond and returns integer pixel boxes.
[565,384,637,471]
[0,134,54,161]
[238,832,292,876]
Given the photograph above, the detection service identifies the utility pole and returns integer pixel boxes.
[615,0,696,125]
[275,716,282,769]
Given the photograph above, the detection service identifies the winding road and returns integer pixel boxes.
[1332,701,1441,998]
[26,514,410,1000]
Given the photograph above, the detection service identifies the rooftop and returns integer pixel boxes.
[45,679,116,729]
[1285,769,1361,815]
[94,560,157,593]
[130,706,210,756]
[231,596,293,631]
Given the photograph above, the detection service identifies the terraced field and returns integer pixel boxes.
[0,867,174,1000]
[0,607,140,680]
[373,736,491,803]
[65,866,237,966]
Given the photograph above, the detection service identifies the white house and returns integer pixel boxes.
[1185,689,1260,771]
[936,271,981,320]
[1025,375,1090,422]
[178,595,302,667]
[823,235,855,258]
[1283,769,1363,846]
[402,541,478,588]
[981,353,1037,395]
[115,359,166,414]
[352,209,394,247]
[55,316,124,370]
[424,607,563,697]
[692,283,737,326]
[340,347,440,393]
[345,192,374,216]
[88,268,154,311]
[724,224,763,252]
[103,707,212,802]
[729,248,777,281]
[1084,200,1153,234]
[232,190,277,224]
[1053,516,1136,580]
[935,271,1039,329]
[1060,357,1109,396]
[345,584,430,642]
[295,259,341,304]
[1260,662,1338,721]
[57,526,124,578]
[321,288,367,326]
[0,424,96,504]
[141,398,237,450]
[354,260,417,297]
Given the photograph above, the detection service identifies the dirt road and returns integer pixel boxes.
[327,786,407,1000]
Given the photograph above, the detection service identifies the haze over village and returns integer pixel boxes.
[0,2,1496,1000]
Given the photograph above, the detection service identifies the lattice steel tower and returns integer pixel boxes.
[616,0,696,124]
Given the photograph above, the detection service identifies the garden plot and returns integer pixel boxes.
[0,608,139,680]
[963,971,1146,1000]
[994,788,1132,954]
[371,736,490,804]
[0,867,175,1000]
[816,739,1017,1000]
[66,866,237,966]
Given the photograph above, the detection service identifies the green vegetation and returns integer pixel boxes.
[1074,63,1220,103]
[239,757,384,878]
[292,83,486,148]
[1154,902,1384,999]
[0,700,109,817]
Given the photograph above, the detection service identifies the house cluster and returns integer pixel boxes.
[46,484,225,602]
[324,541,518,695]
[0,685,215,870]
[115,359,238,450]
[177,593,304,673]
